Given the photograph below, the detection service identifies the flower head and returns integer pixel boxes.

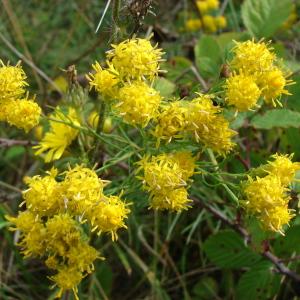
[225,73,261,111]
[23,168,61,216]
[88,195,130,240]
[257,67,293,105]
[259,205,294,233]
[150,188,192,212]
[186,94,236,155]
[202,15,217,33]
[264,153,300,186]
[106,37,163,80]
[137,153,187,194]
[116,81,162,127]
[60,165,105,216]
[34,107,79,162]
[5,98,41,132]
[230,40,275,75]
[50,266,82,300]
[152,100,188,143]
[87,62,119,98]
[0,60,28,102]
[185,19,202,32]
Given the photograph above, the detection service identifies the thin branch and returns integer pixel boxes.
[0,138,36,148]
[192,196,300,283]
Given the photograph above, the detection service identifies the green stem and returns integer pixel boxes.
[112,0,120,42]
[206,149,239,205]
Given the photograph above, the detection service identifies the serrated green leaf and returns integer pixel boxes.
[241,0,293,38]
[236,261,281,300]
[154,77,176,98]
[250,109,300,129]
[195,35,223,79]
[203,230,261,268]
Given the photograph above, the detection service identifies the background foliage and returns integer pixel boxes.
[1,0,300,299]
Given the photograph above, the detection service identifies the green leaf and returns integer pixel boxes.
[153,77,176,98]
[195,35,223,79]
[287,75,300,111]
[274,225,300,256]
[250,109,300,129]
[236,261,281,300]
[203,230,261,268]
[193,276,219,300]
[241,0,293,38]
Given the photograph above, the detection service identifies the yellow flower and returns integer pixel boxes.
[242,175,290,213]
[50,266,82,300]
[225,73,261,111]
[185,19,202,32]
[5,98,41,132]
[60,165,105,216]
[202,15,217,32]
[196,1,209,14]
[67,241,101,273]
[137,153,187,194]
[88,195,130,241]
[106,37,163,80]
[23,168,61,216]
[87,62,119,98]
[259,205,294,234]
[169,151,196,181]
[215,16,227,29]
[116,81,162,127]
[6,210,39,233]
[0,60,28,102]
[45,214,81,257]
[264,153,300,186]
[230,40,275,75]
[150,188,192,212]
[186,94,236,155]
[152,100,188,144]
[257,67,293,106]
[34,107,79,162]
[6,211,46,257]
[206,0,219,10]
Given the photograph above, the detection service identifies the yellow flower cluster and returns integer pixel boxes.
[153,94,236,155]
[136,152,196,211]
[7,165,130,299]
[185,0,227,33]
[225,40,294,110]
[0,60,41,132]
[33,107,80,162]
[87,37,163,127]
[241,154,300,234]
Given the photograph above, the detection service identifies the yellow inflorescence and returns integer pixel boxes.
[88,195,130,240]
[152,95,236,155]
[106,37,163,81]
[225,73,261,111]
[87,62,119,98]
[34,107,79,162]
[152,100,188,144]
[241,153,299,234]
[87,37,163,127]
[136,152,195,211]
[227,40,294,109]
[116,81,162,127]
[186,95,236,155]
[7,165,131,299]
[0,60,28,101]
[0,61,41,131]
